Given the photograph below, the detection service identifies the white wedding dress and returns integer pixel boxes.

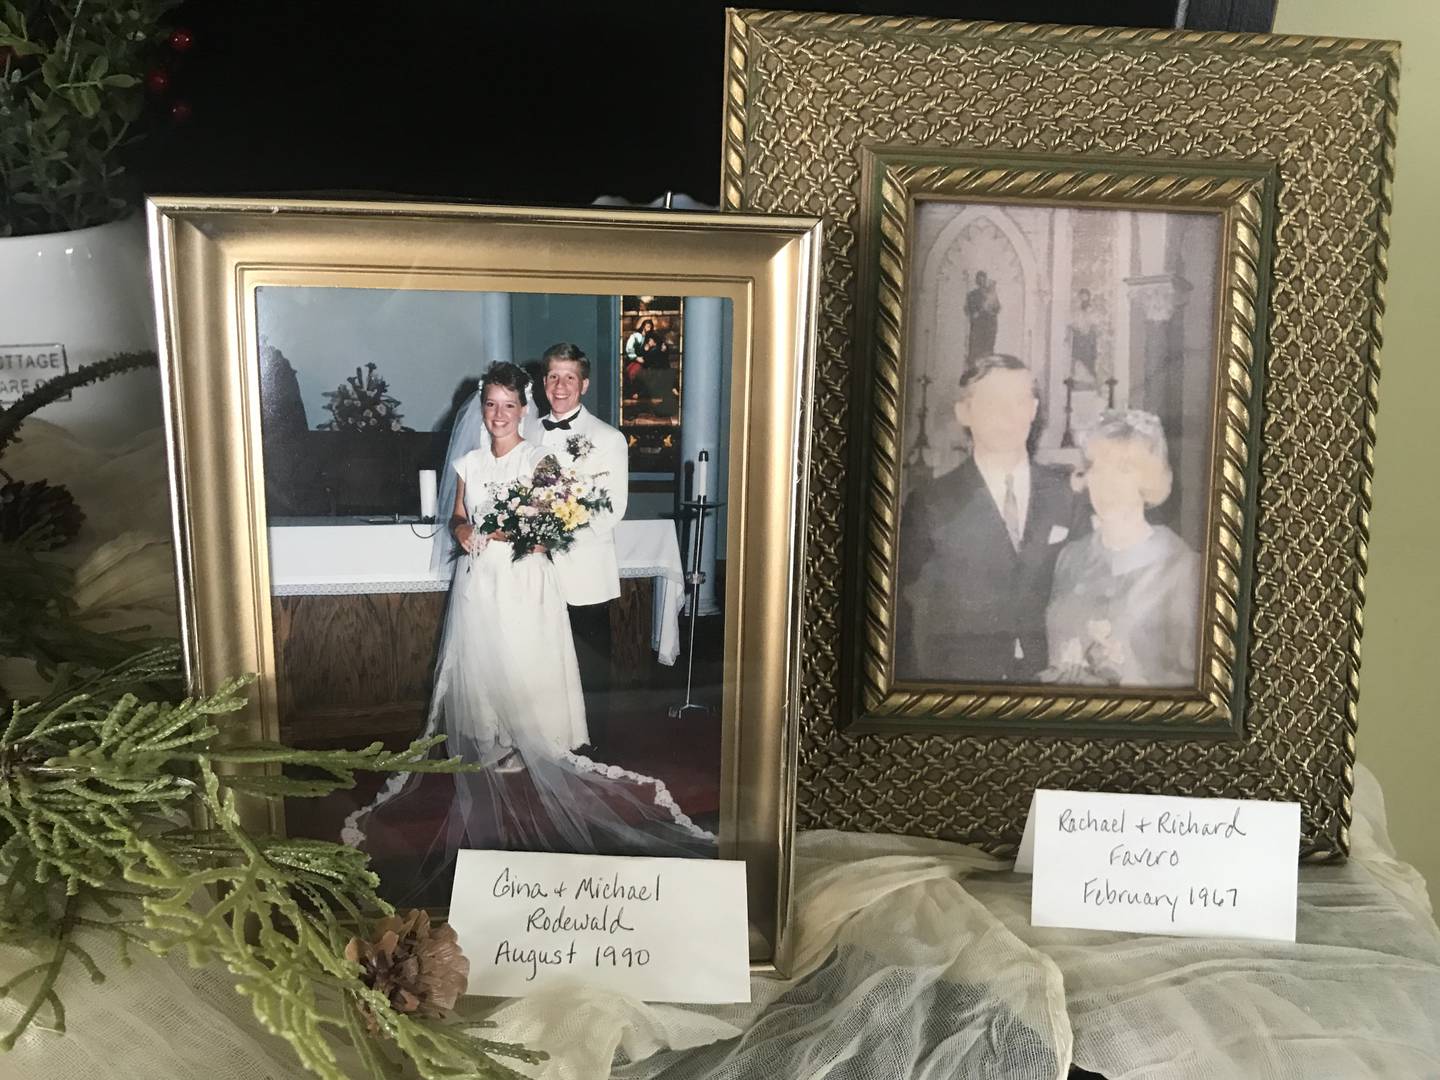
[344,421,714,903]
[429,441,589,763]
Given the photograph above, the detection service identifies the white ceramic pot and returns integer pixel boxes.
[0,215,162,447]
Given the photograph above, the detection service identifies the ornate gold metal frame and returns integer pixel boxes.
[147,196,823,972]
[853,149,1271,735]
[722,10,1400,859]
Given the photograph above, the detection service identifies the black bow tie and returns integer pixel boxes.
[542,414,576,431]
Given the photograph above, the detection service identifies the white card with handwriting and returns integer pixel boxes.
[1026,790,1300,941]
[448,849,751,1003]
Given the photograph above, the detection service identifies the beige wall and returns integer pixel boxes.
[1272,1,1440,889]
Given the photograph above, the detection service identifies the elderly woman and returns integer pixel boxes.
[1042,410,1202,688]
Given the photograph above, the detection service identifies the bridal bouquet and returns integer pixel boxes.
[474,456,612,563]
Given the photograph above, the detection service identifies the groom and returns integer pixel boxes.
[896,353,1079,684]
[526,342,630,748]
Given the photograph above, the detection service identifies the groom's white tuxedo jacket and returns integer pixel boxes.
[525,404,629,606]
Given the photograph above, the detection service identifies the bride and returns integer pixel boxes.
[432,361,589,770]
[343,363,713,897]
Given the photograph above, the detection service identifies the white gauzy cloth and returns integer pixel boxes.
[4,421,1439,1079]
[453,771,1440,1080]
[4,766,1438,1079]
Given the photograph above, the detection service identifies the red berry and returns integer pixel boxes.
[146,68,170,95]
[168,28,194,52]
[169,101,193,124]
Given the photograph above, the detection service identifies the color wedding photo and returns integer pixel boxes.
[255,286,733,906]
[894,200,1222,692]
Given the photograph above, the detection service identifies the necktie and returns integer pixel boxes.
[542,416,573,431]
[1002,473,1022,550]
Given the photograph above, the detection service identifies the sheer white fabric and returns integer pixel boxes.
[482,780,1440,1080]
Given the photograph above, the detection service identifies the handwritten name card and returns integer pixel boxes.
[448,848,752,1003]
[1024,790,1300,942]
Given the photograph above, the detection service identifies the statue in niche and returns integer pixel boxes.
[964,270,1000,363]
[1069,287,1102,387]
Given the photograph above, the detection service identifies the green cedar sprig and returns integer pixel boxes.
[0,652,543,1077]
[0,351,546,1076]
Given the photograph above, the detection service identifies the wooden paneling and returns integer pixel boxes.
[273,591,446,746]
[273,579,657,745]
[266,431,449,517]
[611,577,655,688]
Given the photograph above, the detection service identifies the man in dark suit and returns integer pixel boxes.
[895,354,1080,684]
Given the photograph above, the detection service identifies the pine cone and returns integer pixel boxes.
[345,908,469,1032]
[0,479,84,550]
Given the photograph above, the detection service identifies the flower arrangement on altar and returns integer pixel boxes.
[473,455,612,564]
[319,363,410,432]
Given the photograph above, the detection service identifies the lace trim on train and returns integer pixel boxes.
[340,752,716,848]
[561,752,717,842]
[341,770,408,848]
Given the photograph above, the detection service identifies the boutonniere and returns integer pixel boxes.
[566,434,595,460]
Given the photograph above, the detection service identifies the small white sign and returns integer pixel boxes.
[1023,789,1300,942]
[448,848,752,1003]
[0,343,70,404]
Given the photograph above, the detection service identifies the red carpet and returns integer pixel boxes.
[284,617,725,864]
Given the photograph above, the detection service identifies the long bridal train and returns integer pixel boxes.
[343,744,715,853]
[340,733,718,906]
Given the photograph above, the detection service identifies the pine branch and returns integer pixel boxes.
[0,481,543,1075]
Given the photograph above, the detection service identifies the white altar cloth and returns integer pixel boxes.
[267,517,686,665]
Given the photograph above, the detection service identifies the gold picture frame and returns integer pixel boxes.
[147,196,822,972]
[722,10,1400,859]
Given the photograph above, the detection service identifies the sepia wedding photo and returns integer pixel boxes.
[894,199,1220,694]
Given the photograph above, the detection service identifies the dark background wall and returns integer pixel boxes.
[128,1,1274,208]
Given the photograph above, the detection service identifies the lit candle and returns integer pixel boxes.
[694,450,710,503]
[419,469,437,520]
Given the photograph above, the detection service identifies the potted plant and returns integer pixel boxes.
[0,1,187,444]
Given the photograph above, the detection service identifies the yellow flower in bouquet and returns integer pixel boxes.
[556,496,590,530]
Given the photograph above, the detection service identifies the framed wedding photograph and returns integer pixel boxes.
[148,197,821,970]
[723,10,1399,858]
[852,150,1268,735]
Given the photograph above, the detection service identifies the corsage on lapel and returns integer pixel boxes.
[565,434,595,460]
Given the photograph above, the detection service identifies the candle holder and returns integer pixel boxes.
[668,495,725,720]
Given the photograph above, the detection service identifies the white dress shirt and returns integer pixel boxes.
[972,451,1031,543]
